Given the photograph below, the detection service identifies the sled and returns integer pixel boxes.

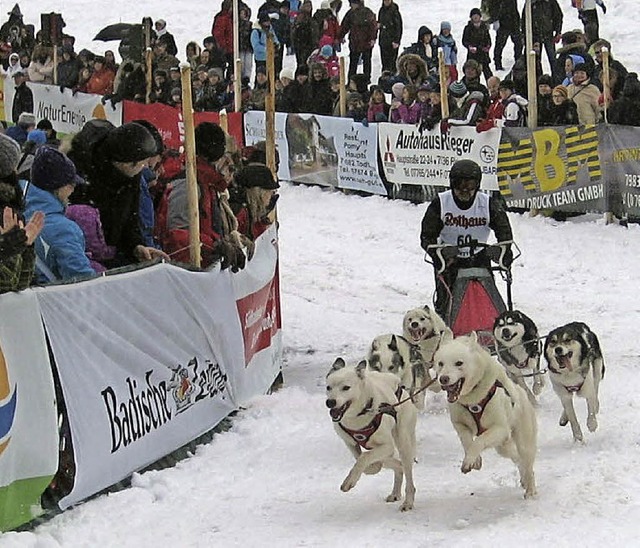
[426,240,521,350]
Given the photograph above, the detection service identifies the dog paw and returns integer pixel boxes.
[385,493,400,503]
[559,412,569,426]
[524,487,538,499]
[364,462,382,475]
[399,501,414,511]
[572,432,584,443]
[587,414,598,432]
[461,455,482,473]
[341,474,358,492]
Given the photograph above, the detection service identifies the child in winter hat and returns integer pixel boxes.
[0,133,21,180]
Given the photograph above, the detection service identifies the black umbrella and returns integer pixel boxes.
[93,22,134,42]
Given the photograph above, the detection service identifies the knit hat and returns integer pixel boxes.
[498,79,515,91]
[131,119,164,155]
[347,91,363,103]
[0,134,21,178]
[31,146,84,191]
[208,67,224,80]
[258,12,271,24]
[27,129,47,145]
[17,112,36,127]
[279,67,294,81]
[194,122,226,163]
[391,82,405,99]
[236,164,279,190]
[573,62,591,77]
[104,122,157,163]
[36,119,53,131]
[469,7,482,17]
[294,64,309,77]
[320,45,333,58]
[256,64,267,75]
[449,80,468,98]
[552,85,568,99]
[538,74,553,87]
[321,0,330,8]
[440,21,452,31]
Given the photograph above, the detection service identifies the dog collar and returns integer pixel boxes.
[497,347,529,369]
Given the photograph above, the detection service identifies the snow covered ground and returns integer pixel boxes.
[2,0,640,546]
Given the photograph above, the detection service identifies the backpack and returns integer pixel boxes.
[67,119,115,177]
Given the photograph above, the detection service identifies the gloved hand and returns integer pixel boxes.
[361,118,369,127]
[441,246,459,261]
[440,119,451,134]
[0,226,27,257]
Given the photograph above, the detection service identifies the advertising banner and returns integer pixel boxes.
[498,125,607,213]
[3,81,122,133]
[123,101,244,152]
[244,112,386,195]
[37,264,244,509]
[0,292,58,531]
[378,123,501,190]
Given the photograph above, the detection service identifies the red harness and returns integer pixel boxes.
[462,381,511,435]
[339,391,401,449]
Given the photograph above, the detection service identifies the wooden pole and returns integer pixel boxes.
[233,0,241,113]
[524,0,537,130]
[265,34,277,176]
[438,50,449,119]
[180,64,201,268]
[602,46,610,124]
[145,48,153,104]
[53,46,58,86]
[339,56,347,117]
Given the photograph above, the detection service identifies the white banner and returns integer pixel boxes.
[37,264,244,509]
[244,112,387,195]
[378,123,501,190]
[3,81,123,134]
[0,291,58,528]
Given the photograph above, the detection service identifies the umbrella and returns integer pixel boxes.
[94,22,134,42]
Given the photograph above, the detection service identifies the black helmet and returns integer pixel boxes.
[449,159,482,190]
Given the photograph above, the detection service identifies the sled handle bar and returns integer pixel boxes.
[425,240,521,274]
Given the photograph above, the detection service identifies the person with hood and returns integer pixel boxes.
[441,80,486,130]
[307,43,340,77]
[403,26,437,73]
[608,73,640,127]
[462,7,492,81]
[420,158,513,319]
[238,4,254,81]
[436,21,458,82]
[338,0,378,84]
[377,0,402,73]
[252,12,281,75]
[28,44,54,85]
[537,74,555,126]
[0,4,23,43]
[154,18,178,57]
[592,39,627,101]
[212,0,235,74]
[393,53,429,88]
[69,122,169,265]
[461,58,489,106]
[291,0,319,70]
[552,30,594,87]
[567,62,600,125]
[5,51,20,77]
[313,0,341,51]
[0,133,43,293]
[57,46,81,89]
[498,78,528,126]
[85,55,116,96]
[367,85,390,122]
[276,67,298,112]
[549,84,579,125]
[23,146,96,282]
[562,53,585,86]
[492,0,522,71]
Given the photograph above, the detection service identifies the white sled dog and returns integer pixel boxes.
[326,358,418,511]
[403,305,449,364]
[433,332,538,499]
[543,322,605,443]
[493,310,544,406]
[367,334,434,410]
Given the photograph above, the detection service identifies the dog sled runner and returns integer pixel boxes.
[427,240,521,350]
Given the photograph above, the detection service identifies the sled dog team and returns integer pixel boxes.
[325,306,605,511]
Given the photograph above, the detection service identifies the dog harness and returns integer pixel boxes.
[339,389,403,450]
[462,381,512,435]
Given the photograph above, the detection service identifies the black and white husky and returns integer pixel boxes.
[543,322,605,443]
[493,310,544,405]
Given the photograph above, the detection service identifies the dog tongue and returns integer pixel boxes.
[558,354,572,369]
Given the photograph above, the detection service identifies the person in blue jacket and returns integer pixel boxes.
[24,146,96,282]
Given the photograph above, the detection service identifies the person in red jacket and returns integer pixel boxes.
[85,56,115,96]
[212,0,234,76]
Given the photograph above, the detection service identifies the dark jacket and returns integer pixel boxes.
[305,75,334,116]
[550,100,579,126]
[339,4,378,53]
[521,0,563,42]
[12,82,33,124]
[609,74,640,126]
[57,56,82,89]
[462,20,491,62]
[537,94,555,126]
[377,1,402,46]
[402,26,437,72]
